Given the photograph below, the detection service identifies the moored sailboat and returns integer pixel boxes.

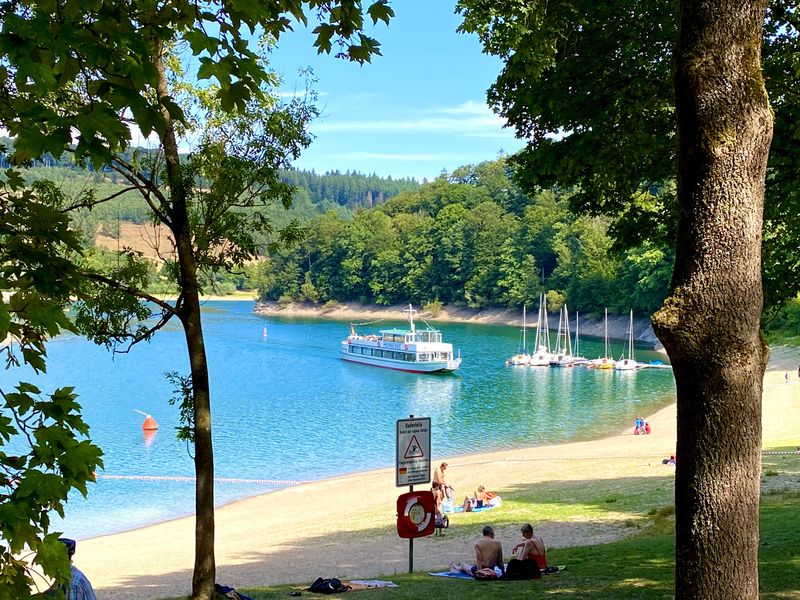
[528,293,553,367]
[591,308,616,369]
[507,304,531,365]
[614,309,638,371]
[549,304,575,367]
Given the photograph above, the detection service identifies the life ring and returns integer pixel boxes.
[404,344,408,350]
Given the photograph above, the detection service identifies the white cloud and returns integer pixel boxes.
[313,114,505,134]
[436,100,493,116]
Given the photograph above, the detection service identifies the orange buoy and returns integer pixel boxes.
[142,415,159,431]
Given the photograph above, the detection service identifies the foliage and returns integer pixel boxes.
[255,158,673,316]
[456,0,800,317]
[0,180,103,595]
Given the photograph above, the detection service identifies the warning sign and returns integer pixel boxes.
[404,435,424,459]
[396,417,431,487]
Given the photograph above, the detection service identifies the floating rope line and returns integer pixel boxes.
[95,449,799,487]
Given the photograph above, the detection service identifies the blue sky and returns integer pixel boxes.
[269,1,526,181]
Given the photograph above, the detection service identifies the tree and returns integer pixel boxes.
[653,3,771,597]
[459,0,772,598]
[1,3,393,599]
[0,180,104,595]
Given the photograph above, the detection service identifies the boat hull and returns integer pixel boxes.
[341,351,461,373]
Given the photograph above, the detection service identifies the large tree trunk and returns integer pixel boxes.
[652,2,772,599]
[155,50,216,600]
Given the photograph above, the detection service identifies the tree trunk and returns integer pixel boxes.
[155,49,216,600]
[652,2,772,599]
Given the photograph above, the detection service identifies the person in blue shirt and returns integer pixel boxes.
[55,538,97,600]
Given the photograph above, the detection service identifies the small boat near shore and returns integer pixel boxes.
[506,304,531,366]
[340,304,462,373]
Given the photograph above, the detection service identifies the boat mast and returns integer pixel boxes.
[521,304,527,353]
[404,304,417,333]
[564,304,572,357]
[603,308,609,359]
[628,309,634,361]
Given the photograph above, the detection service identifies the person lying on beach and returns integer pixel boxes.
[475,485,501,508]
[449,525,505,577]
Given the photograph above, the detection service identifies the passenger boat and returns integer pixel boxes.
[340,304,462,373]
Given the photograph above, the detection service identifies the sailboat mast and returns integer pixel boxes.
[522,304,527,353]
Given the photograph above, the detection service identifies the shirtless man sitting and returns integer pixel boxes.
[449,525,505,577]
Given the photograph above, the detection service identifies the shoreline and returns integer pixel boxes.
[254,300,664,348]
[72,363,800,599]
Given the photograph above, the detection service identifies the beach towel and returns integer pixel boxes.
[348,580,398,588]
[452,504,496,513]
[428,566,504,579]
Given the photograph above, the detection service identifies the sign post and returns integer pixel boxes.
[396,415,431,573]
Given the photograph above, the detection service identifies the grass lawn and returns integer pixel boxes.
[167,451,800,599]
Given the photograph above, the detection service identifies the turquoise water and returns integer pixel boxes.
[0,301,675,539]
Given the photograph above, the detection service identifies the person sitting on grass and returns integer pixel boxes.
[449,525,505,577]
[512,523,547,569]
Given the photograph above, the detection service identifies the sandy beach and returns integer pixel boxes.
[58,354,799,599]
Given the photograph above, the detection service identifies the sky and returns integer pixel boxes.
[268,1,526,181]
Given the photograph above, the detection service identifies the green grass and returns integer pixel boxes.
[161,450,800,599]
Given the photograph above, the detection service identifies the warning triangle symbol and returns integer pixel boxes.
[404,435,424,459]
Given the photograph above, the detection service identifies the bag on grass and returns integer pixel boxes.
[308,577,350,594]
[214,583,255,600]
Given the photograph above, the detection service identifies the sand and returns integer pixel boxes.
[60,361,799,599]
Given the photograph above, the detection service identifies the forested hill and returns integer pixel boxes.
[3,138,418,212]
[281,169,418,209]
[253,158,676,317]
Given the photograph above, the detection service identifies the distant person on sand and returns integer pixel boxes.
[644,421,651,435]
[49,538,97,600]
[786,371,790,383]
[433,461,453,499]
[450,525,505,577]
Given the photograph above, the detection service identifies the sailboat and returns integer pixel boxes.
[528,293,552,367]
[507,304,531,366]
[591,308,616,369]
[572,310,588,365]
[614,309,638,371]
[549,304,575,367]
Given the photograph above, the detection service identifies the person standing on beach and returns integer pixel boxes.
[450,525,505,577]
[433,461,453,499]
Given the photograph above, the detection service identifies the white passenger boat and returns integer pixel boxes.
[340,305,462,373]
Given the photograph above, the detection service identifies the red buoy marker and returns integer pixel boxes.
[142,415,159,430]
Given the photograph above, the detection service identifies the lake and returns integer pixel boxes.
[0,301,676,539]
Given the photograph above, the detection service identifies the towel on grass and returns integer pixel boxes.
[348,580,398,588]
[428,567,504,579]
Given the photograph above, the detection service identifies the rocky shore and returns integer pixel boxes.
[254,300,663,349]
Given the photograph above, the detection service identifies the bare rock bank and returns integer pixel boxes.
[254,301,664,350]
